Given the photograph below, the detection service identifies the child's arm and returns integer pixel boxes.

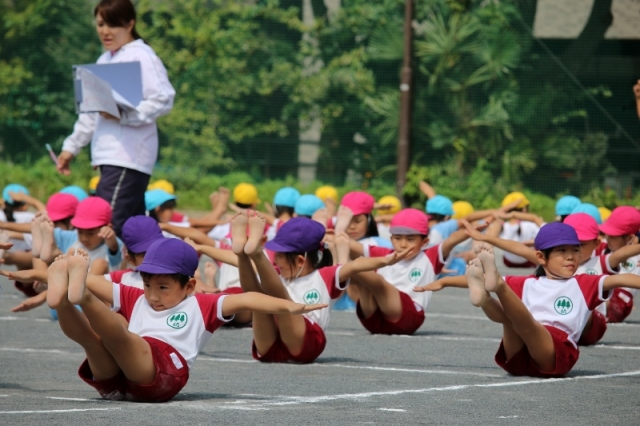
[607,244,640,269]
[634,80,640,118]
[506,211,545,227]
[0,267,48,283]
[11,291,47,312]
[159,222,218,246]
[6,231,25,240]
[85,274,115,305]
[441,229,470,259]
[221,291,327,317]
[460,220,538,264]
[338,247,411,282]
[186,238,239,267]
[0,222,31,233]
[8,191,46,212]
[349,239,364,258]
[182,216,229,228]
[419,181,436,199]
[414,275,468,292]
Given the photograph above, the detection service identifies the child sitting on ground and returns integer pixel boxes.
[46,239,327,402]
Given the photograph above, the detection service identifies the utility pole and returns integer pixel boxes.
[396,0,413,203]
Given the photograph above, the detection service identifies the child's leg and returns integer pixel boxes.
[65,249,157,385]
[89,258,109,275]
[47,254,120,381]
[204,262,218,288]
[349,271,403,321]
[477,245,556,371]
[246,214,306,355]
[30,214,43,258]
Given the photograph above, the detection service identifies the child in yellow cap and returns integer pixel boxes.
[375,195,402,240]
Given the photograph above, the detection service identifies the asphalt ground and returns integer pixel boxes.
[1,250,640,425]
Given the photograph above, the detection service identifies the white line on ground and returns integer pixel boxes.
[427,313,489,321]
[46,397,102,402]
[378,408,406,412]
[0,347,80,356]
[325,331,356,336]
[608,322,640,328]
[593,344,640,350]
[0,408,120,415]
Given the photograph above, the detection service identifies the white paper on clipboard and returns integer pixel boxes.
[75,67,122,118]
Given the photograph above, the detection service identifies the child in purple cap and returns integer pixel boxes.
[344,208,470,335]
[44,239,328,402]
[229,211,409,363]
[448,222,640,378]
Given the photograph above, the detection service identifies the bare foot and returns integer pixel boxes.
[67,248,91,305]
[230,212,248,255]
[209,191,219,210]
[466,258,488,307]
[46,254,69,309]
[39,217,55,263]
[204,261,218,287]
[476,243,500,293]
[334,205,353,234]
[30,213,43,257]
[312,208,328,226]
[244,213,266,255]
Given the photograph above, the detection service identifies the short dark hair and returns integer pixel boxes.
[274,205,295,218]
[148,199,177,221]
[94,0,142,40]
[140,272,190,288]
[429,213,447,223]
[534,248,553,277]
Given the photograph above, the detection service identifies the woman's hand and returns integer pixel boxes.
[56,151,74,176]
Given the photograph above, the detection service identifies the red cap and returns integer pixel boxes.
[46,193,79,222]
[564,213,599,241]
[599,206,640,237]
[71,197,112,229]
[389,208,429,236]
[341,191,375,216]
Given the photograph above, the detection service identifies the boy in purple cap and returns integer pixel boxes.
[459,222,640,377]
[45,239,328,402]
[230,211,409,363]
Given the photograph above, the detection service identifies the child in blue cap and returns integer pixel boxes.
[265,187,300,241]
[460,222,640,378]
[230,211,409,363]
[45,239,328,402]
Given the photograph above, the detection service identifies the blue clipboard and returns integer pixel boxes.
[73,62,143,108]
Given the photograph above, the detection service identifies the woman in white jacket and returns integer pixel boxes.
[57,0,175,237]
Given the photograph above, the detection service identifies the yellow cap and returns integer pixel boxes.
[377,195,402,214]
[315,185,338,203]
[501,191,529,208]
[148,179,175,194]
[233,183,259,205]
[452,201,474,219]
[88,176,100,192]
[598,206,612,222]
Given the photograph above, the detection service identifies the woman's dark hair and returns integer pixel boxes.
[274,205,295,218]
[283,247,333,274]
[94,0,142,40]
[148,199,177,221]
[364,214,379,237]
[140,272,190,288]
[3,202,25,223]
[534,248,552,277]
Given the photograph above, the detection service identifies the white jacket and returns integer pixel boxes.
[62,40,175,175]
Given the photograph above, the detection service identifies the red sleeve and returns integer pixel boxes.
[195,293,226,332]
[595,241,608,256]
[318,265,347,299]
[170,212,185,222]
[424,244,445,275]
[600,254,618,275]
[503,276,530,299]
[575,274,608,310]
[110,269,133,284]
[368,246,395,258]
[326,218,335,230]
[118,284,144,322]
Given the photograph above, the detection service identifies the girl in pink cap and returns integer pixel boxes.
[344,208,469,335]
[229,212,409,363]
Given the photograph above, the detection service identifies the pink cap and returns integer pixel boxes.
[71,196,112,229]
[599,206,640,237]
[389,208,429,236]
[564,213,599,241]
[46,193,79,222]
[341,191,375,216]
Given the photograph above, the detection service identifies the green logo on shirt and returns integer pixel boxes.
[409,268,423,283]
[585,269,598,275]
[303,289,321,304]
[167,312,188,329]
[554,297,573,315]
[622,260,635,272]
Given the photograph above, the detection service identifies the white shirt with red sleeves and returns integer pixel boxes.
[504,274,611,348]
[104,268,143,289]
[112,284,232,370]
[363,244,446,311]
[576,254,617,276]
[281,265,347,330]
[500,221,540,264]
[616,253,640,297]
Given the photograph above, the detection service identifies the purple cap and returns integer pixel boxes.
[534,222,580,250]
[265,217,326,253]
[136,238,199,277]
[122,216,164,253]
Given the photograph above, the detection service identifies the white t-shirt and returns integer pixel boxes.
[576,254,617,315]
[500,221,540,264]
[363,244,446,311]
[105,268,143,289]
[504,274,611,347]
[4,211,35,252]
[615,254,640,297]
[281,265,347,330]
[112,284,232,370]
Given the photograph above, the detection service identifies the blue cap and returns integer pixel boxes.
[426,195,454,216]
[571,203,602,224]
[273,187,300,208]
[556,195,581,216]
[60,185,88,202]
[2,184,29,204]
[534,222,581,250]
[136,238,198,277]
[145,189,177,211]
[294,194,325,217]
[264,217,326,253]
[122,216,164,253]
